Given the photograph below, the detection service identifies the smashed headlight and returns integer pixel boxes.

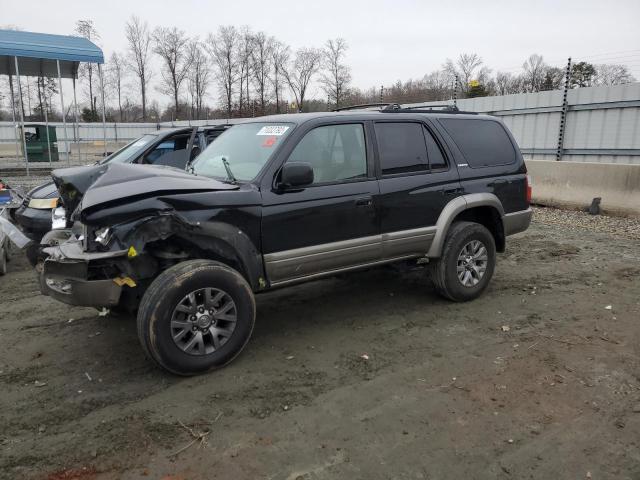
[51,207,67,230]
[94,227,112,246]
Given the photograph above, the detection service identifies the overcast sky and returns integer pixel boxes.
[2,0,640,107]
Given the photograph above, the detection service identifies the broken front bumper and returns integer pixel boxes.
[41,241,129,308]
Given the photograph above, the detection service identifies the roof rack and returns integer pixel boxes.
[334,102,477,115]
[391,104,478,115]
[404,104,458,111]
[334,103,401,112]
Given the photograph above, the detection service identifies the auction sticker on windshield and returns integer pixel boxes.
[256,125,290,136]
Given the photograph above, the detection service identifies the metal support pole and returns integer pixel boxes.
[556,57,572,161]
[14,57,29,176]
[7,71,21,163]
[43,92,52,166]
[41,63,53,165]
[98,64,107,158]
[453,74,459,108]
[72,76,81,163]
[56,60,70,165]
[379,85,384,103]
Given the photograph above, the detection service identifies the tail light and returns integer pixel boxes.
[525,175,532,204]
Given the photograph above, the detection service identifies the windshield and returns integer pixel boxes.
[192,123,294,181]
[99,134,158,165]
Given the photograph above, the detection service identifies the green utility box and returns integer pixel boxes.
[19,124,59,162]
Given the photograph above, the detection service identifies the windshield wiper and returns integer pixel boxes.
[221,156,237,184]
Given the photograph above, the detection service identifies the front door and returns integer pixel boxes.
[261,122,380,285]
[373,120,461,259]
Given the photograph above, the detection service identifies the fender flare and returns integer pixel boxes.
[108,214,265,292]
[426,193,505,258]
[175,221,265,291]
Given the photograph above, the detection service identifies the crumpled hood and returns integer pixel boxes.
[52,163,238,215]
[51,164,108,212]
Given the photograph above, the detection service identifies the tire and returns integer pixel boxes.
[429,221,496,302]
[137,260,256,376]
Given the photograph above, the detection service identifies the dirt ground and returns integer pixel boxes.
[1,207,639,480]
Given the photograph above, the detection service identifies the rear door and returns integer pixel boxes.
[261,121,381,285]
[373,119,461,259]
[437,117,528,213]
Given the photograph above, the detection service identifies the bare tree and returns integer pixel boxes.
[283,47,322,112]
[251,32,273,113]
[270,40,290,113]
[237,27,254,113]
[320,38,351,109]
[456,53,483,92]
[594,64,635,86]
[75,20,100,115]
[152,26,193,120]
[187,40,211,119]
[522,54,547,92]
[108,52,126,121]
[423,70,452,100]
[206,26,240,118]
[125,16,153,120]
[495,72,516,95]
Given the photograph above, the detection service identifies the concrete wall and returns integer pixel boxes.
[527,159,640,217]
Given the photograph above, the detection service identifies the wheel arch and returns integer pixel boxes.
[427,193,505,258]
[143,220,266,292]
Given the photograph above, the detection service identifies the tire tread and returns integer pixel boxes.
[136,259,255,375]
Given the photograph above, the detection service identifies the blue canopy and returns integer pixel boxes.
[0,29,104,78]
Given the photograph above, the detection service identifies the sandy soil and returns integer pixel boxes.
[1,208,639,480]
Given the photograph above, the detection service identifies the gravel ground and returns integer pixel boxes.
[1,208,639,480]
[0,176,50,194]
[533,206,640,240]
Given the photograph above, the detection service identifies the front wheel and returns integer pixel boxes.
[137,260,256,375]
[429,221,496,302]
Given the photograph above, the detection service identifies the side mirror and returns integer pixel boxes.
[280,162,314,189]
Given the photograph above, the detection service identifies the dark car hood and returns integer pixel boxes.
[53,163,238,214]
[51,164,109,213]
[27,180,61,200]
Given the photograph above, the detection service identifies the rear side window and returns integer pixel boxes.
[440,119,516,167]
[375,123,428,175]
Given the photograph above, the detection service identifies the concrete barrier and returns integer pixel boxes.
[526,159,640,217]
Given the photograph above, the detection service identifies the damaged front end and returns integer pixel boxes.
[40,163,264,311]
[41,234,130,307]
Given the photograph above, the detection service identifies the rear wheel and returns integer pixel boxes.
[137,260,256,375]
[429,221,496,302]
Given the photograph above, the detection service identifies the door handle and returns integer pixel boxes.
[442,187,463,195]
[355,196,373,206]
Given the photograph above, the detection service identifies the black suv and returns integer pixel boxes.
[34,107,532,375]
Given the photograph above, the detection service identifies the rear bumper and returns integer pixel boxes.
[40,242,128,308]
[503,208,533,236]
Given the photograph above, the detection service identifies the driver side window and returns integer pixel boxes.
[287,124,367,184]
[144,134,191,168]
